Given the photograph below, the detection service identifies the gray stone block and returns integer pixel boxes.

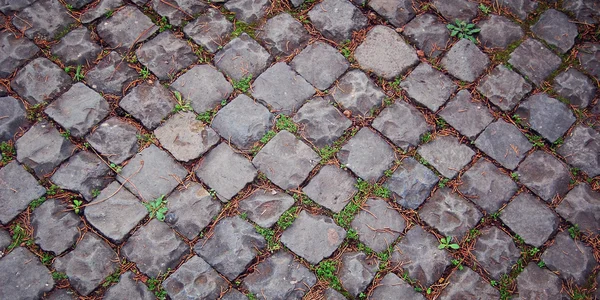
[369,0,415,27]
[516,263,568,300]
[150,0,207,27]
[556,184,600,235]
[474,119,532,170]
[577,42,600,85]
[517,151,570,202]
[119,81,175,130]
[52,27,102,66]
[184,8,232,53]
[86,51,137,95]
[293,97,351,148]
[478,15,524,49]
[225,0,269,23]
[439,90,494,139]
[11,57,72,105]
[439,268,500,299]
[86,117,139,165]
[337,128,395,182]
[291,41,349,90]
[338,252,378,296]
[351,198,405,252]
[171,64,233,114]
[213,33,272,81]
[441,39,490,82]
[136,31,197,80]
[472,227,520,279]
[402,14,450,58]
[508,39,561,86]
[12,0,74,40]
[531,9,577,53]
[163,256,229,300]
[258,13,310,57]
[370,273,425,300]
[541,232,596,286]
[0,96,28,141]
[458,159,517,213]
[251,62,315,112]
[104,272,154,300]
[419,188,482,239]
[400,63,456,112]
[516,94,575,143]
[0,247,54,299]
[0,31,39,78]
[433,0,477,22]
[477,65,532,111]
[417,135,474,179]
[31,199,81,255]
[553,69,596,108]
[497,0,537,19]
[308,0,368,43]
[165,182,222,239]
[238,188,294,228]
[0,161,46,224]
[16,122,76,177]
[500,192,559,247]
[80,0,124,23]
[331,69,385,117]
[155,112,220,162]
[385,157,438,210]
[563,0,600,25]
[50,151,112,201]
[96,6,158,52]
[304,165,357,213]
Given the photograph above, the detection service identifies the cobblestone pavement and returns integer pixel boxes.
[1,0,600,299]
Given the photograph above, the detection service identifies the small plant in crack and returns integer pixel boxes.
[0,141,15,164]
[233,75,252,92]
[109,163,122,173]
[275,115,298,133]
[447,19,480,43]
[102,268,121,287]
[255,226,280,252]
[373,184,390,198]
[145,195,168,221]
[147,277,167,300]
[438,177,450,188]
[72,65,84,81]
[526,134,545,147]
[172,91,193,112]
[157,16,172,32]
[52,271,68,280]
[479,3,491,14]
[277,207,297,230]
[319,145,338,164]
[451,259,464,270]
[316,260,342,290]
[71,199,83,214]
[510,172,519,181]
[568,224,580,239]
[420,131,432,143]
[8,224,30,250]
[29,196,46,210]
[438,236,460,250]
[139,66,150,79]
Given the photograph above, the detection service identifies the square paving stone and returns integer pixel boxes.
[419,188,482,239]
[155,112,220,162]
[12,0,74,40]
[171,64,233,114]
[373,101,431,151]
[163,255,228,300]
[390,226,450,287]
[474,119,532,170]
[0,1,38,15]
[50,151,112,201]
[354,25,419,80]
[54,233,118,296]
[0,31,39,78]
[417,135,474,179]
[96,6,158,52]
[563,0,600,25]
[16,122,76,177]
[293,97,351,148]
[324,287,346,300]
[351,198,405,252]
[578,43,600,78]
[86,117,139,165]
[80,0,125,23]
[195,143,257,202]
[258,13,310,57]
[213,33,272,81]
[472,226,520,279]
[150,0,207,27]
[337,128,395,182]
[439,90,494,139]
[253,130,320,190]
[0,161,45,224]
[116,144,188,201]
[303,165,357,213]
[368,0,415,27]
[556,184,600,235]
[11,57,72,105]
[221,289,248,300]
[122,219,189,277]
[0,247,54,299]
[458,159,517,213]
[183,8,232,53]
[338,252,378,297]
[516,263,567,300]
[119,81,175,130]
[516,94,575,143]
[251,62,315,112]
[438,268,500,299]
[497,0,537,20]
[84,181,148,243]
[51,28,102,66]
[508,39,562,86]
[290,42,349,91]
[540,231,596,286]
[136,32,196,80]
[385,157,438,210]
[330,69,386,117]
[0,96,28,142]
[85,51,138,95]
[281,211,346,264]
[478,15,524,49]
[433,0,477,22]
[500,192,559,248]
[308,0,368,43]
[558,125,600,177]
[195,216,265,280]
[224,0,269,24]
[400,63,457,112]
[532,9,578,54]
[517,151,570,202]
[104,271,155,300]
[476,65,532,111]
[165,182,222,239]
[402,14,450,58]
[31,199,81,255]
[370,273,425,300]
[45,83,110,138]
[238,188,294,228]
[242,251,316,300]
[553,69,596,108]
[441,39,490,82]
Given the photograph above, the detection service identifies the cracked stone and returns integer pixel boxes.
[478,15,524,49]
[171,64,233,114]
[11,57,72,105]
[508,39,562,86]
[136,32,196,80]
[417,135,474,179]
[338,128,395,182]
[0,162,45,224]
[517,151,570,202]
[402,14,450,58]
[419,188,482,239]
[104,272,154,300]
[31,199,81,255]
[541,231,596,286]
[213,33,272,81]
[370,273,425,300]
[439,268,500,299]
[165,182,222,239]
[225,0,269,23]
[385,157,438,210]
[155,112,220,162]
[80,0,124,23]
[439,90,494,139]
[556,184,600,235]
[441,39,490,82]
[238,188,294,228]
[163,255,229,300]
[477,65,532,111]
[458,159,518,213]
[119,81,175,130]
[86,117,139,165]
[516,263,568,300]
[150,0,207,27]
[351,198,405,252]
[338,252,378,296]
[368,0,415,27]
[183,8,232,53]
[532,9,577,54]
[12,0,74,40]
[373,101,431,151]
[516,93,575,143]
[433,0,478,22]
[293,97,351,148]
[563,0,600,24]
[258,13,310,57]
[400,63,457,112]
[0,31,39,78]
[251,62,315,112]
[96,6,158,52]
[500,192,559,247]
[578,43,600,82]
[50,151,112,201]
[308,0,368,43]
[0,247,54,299]
[497,0,537,20]
[291,42,349,90]
[331,69,386,117]
[553,69,596,108]
[304,165,357,213]
[474,119,533,170]
[86,51,138,95]
[472,227,520,279]
[16,122,76,177]
[0,96,28,141]
[51,28,102,66]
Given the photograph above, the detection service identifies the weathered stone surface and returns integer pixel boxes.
[253,131,319,190]
[458,159,517,213]
[0,229,10,252]
[433,0,477,21]
[472,227,520,279]
[440,90,494,139]
[402,14,450,58]
[331,69,386,117]
[242,251,316,300]
[0,247,54,299]
[214,33,272,81]
[563,0,600,24]
[578,43,600,78]
[417,135,474,179]
[31,199,80,254]
[258,13,310,57]
[11,57,72,105]
[508,39,561,86]
[238,188,294,228]
[150,0,207,27]
[293,97,351,148]
[401,63,457,111]
[355,25,419,80]
[304,165,357,213]
[541,232,596,286]
[116,145,188,201]
[0,31,39,78]
[497,0,537,20]
[122,219,188,277]
[119,82,175,130]
[196,143,257,201]
[225,0,269,23]
[323,288,345,300]
[474,119,532,170]
[516,263,568,300]
[96,6,158,52]
[373,101,431,151]
[86,51,138,95]
[439,268,500,299]
[369,0,415,27]
[64,0,94,9]
[419,188,482,239]
[478,15,524,49]
[441,39,490,82]
[155,112,220,162]
[16,122,76,177]
[291,42,349,90]
[171,64,233,113]
[477,65,532,111]
[86,117,139,165]
[252,62,315,112]
[195,216,265,280]
[163,255,228,300]
[351,198,405,252]
[370,273,425,300]
[517,151,570,202]
[338,252,378,296]
[44,289,78,300]
[84,181,148,243]
[45,83,110,138]
[104,272,154,300]
[52,28,102,66]
[554,69,596,109]
[80,0,124,23]
[338,128,395,182]
[51,151,112,200]
[0,96,27,141]
[516,94,575,142]
[386,157,437,210]
[184,8,232,53]
[556,184,600,235]
[165,182,221,239]
[308,0,368,43]
[0,0,37,14]
[501,192,558,247]
[54,233,118,296]
[12,0,74,40]
[136,32,196,80]
[221,289,248,300]
[532,9,577,54]
[0,162,45,224]
[391,226,450,286]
